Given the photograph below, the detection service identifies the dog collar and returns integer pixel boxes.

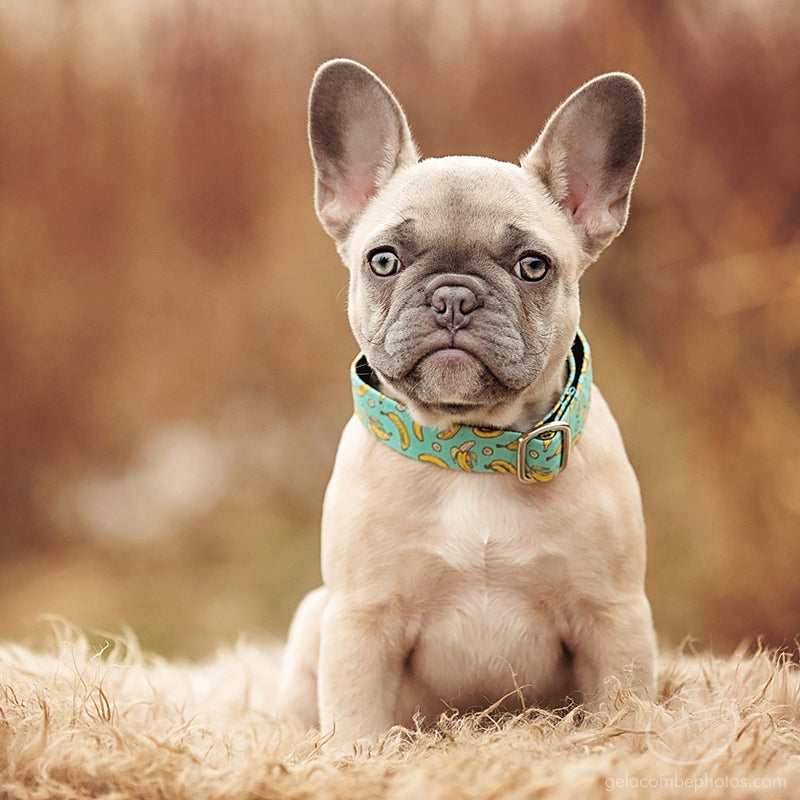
[351,330,592,483]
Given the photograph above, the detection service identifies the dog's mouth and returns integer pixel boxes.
[364,325,538,424]
[421,345,481,383]
[402,342,504,409]
[419,344,482,370]
[411,330,487,367]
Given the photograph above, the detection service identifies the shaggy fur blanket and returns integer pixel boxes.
[1,624,798,799]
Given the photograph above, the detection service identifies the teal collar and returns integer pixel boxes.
[351,330,592,483]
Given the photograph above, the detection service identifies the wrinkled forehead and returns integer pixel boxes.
[353,155,576,259]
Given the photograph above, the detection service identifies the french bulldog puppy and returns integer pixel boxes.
[277,59,656,746]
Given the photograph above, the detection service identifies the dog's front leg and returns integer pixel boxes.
[572,593,657,713]
[317,596,410,746]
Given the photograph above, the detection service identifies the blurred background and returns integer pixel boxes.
[1,0,798,659]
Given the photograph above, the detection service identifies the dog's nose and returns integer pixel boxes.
[430,285,478,332]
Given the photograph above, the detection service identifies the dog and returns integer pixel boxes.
[277,59,657,746]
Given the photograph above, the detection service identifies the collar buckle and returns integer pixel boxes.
[516,422,572,484]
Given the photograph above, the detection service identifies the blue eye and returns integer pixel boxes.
[368,249,401,277]
[514,254,550,282]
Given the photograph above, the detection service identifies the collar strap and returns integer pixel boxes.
[351,330,592,483]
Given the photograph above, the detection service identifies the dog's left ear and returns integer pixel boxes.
[522,73,645,259]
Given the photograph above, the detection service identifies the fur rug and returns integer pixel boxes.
[1,623,798,799]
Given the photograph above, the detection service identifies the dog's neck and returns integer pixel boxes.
[351,330,592,483]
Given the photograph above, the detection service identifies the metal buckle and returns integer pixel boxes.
[516,422,572,484]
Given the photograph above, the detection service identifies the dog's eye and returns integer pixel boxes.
[514,254,550,282]
[368,249,401,277]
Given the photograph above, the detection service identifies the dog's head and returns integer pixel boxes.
[309,59,644,428]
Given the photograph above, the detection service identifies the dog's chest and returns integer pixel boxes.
[395,480,574,713]
[420,479,566,581]
[404,479,574,653]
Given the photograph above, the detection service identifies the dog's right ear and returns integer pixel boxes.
[308,59,419,241]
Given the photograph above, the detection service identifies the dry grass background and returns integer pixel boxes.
[1,623,799,799]
[0,0,798,675]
